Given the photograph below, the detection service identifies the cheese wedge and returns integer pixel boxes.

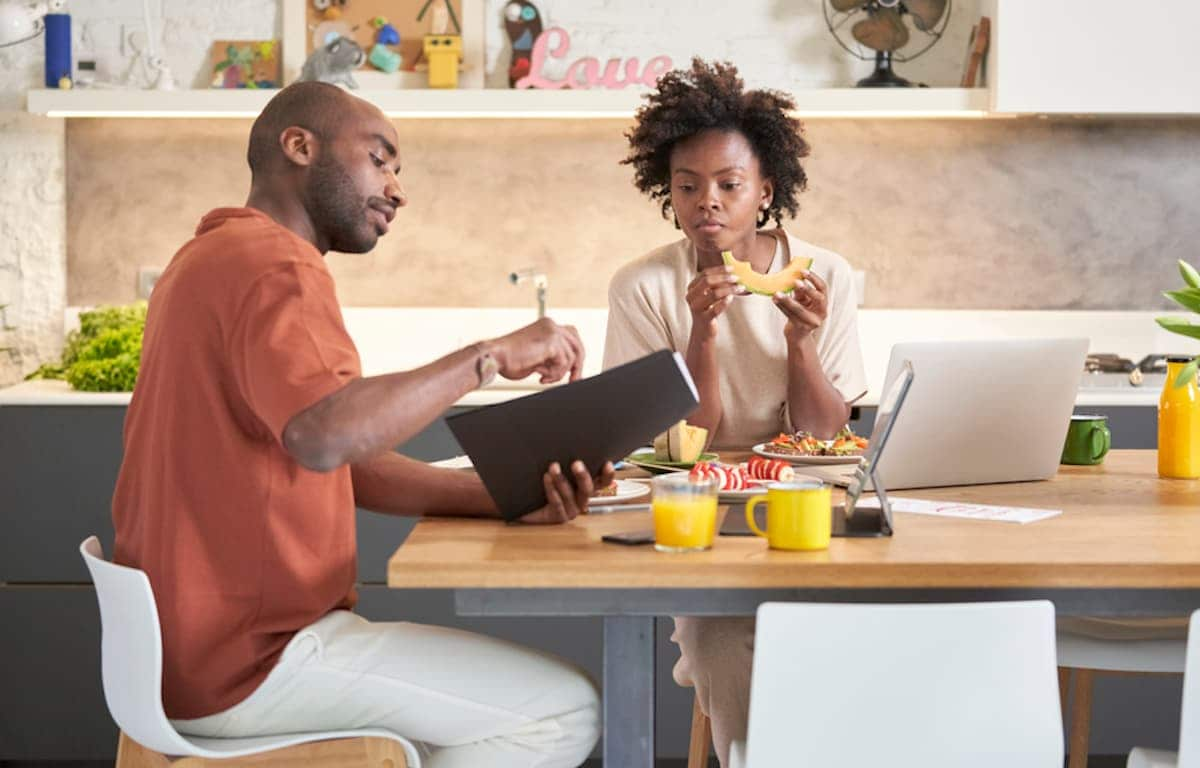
[653,420,709,462]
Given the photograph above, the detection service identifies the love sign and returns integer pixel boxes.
[514,27,672,90]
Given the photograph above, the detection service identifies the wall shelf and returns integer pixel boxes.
[26,87,992,119]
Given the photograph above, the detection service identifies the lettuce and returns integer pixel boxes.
[26,302,147,392]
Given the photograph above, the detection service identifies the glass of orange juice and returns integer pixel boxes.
[652,474,719,553]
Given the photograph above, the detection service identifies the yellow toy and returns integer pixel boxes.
[423,34,461,88]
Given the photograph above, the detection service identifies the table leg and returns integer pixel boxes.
[603,615,655,768]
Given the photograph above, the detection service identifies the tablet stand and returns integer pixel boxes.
[831,457,893,537]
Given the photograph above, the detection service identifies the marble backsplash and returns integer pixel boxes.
[66,116,1200,310]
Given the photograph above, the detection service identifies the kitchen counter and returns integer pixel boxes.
[0,374,1170,408]
[3,308,1195,409]
[0,378,538,408]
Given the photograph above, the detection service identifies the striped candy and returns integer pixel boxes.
[747,456,795,482]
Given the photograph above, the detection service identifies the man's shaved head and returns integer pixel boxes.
[247,81,356,176]
[244,81,405,254]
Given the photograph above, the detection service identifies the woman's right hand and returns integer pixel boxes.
[686,265,743,337]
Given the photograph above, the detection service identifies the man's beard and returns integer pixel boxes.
[304,156,378,254]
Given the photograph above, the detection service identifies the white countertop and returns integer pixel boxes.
[0,378,536,408]
[2,307,1196,408]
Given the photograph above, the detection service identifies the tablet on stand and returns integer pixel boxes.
[832,360,914,538]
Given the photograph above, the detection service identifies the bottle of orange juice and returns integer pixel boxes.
[1158,356,1200,479]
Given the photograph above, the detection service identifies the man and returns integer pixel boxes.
[112,81,609,768]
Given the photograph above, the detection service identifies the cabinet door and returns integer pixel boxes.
[0,586,118,761]
[0,406,125,582]
[993,0,1200,113]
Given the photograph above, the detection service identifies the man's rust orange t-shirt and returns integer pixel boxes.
[112,207,362,719]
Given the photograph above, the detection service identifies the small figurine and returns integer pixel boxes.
[423,34,461,88]
[502,1,542,87]
[298,35,365,88]
[373,16,400,46]
[311,0,347,21]
[369,44,402,73]
[368,16,402,73]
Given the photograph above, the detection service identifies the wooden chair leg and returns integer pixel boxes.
[1058,666,1071,717]
[1067,668,1095,768]
[116,732,170,768]
[688,695,713,768]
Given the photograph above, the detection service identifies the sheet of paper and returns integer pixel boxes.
[858,497,1062,524]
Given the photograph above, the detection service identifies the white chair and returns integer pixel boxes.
[79,536,421,767]
[1058,622,1188,768]
[728,601,1063,768]
[1126,610,1200,768]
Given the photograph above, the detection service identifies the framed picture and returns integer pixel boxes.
[280,0,484,88]
[209,40,282,88]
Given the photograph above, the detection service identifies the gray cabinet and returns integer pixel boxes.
[0,587,115,760]
[0,407,125,583]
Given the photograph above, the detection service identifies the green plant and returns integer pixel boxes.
[25,302,147,392]
[1156,259,1200,388]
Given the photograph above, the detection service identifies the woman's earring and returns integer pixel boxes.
[757,208,770,228]
[673,212,681,230]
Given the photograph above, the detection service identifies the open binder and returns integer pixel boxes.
[447,350,700,521]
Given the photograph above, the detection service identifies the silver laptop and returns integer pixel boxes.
[872,338,1088,490]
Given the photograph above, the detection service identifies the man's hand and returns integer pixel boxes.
[686,265,744,338]
[521,460,616,525]
[486,318,586,384]
[775,269,829,348]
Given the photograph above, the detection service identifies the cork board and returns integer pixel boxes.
[305,0,464,73]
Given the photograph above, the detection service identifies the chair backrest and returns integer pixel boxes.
[1180,610,1200,768]
[79,536,196,756]
[745,601,1063,768]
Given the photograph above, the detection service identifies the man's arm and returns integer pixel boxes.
[282,318,584,472]
[351,450,615,524]
[351,451,497,517]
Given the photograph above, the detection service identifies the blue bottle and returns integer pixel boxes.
[44,13,72,88]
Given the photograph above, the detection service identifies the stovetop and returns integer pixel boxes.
[1079,353,1172,389]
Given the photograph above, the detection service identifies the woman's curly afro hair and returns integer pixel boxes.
[622,58,810,228]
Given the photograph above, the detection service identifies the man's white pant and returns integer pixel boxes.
[172,610,601,768]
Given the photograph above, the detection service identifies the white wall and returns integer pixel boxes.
[0,0,983,386]
[0,38,63,385]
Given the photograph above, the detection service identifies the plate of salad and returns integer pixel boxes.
[752,427,868,465]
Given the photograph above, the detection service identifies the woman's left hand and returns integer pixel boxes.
[774,269,828,346]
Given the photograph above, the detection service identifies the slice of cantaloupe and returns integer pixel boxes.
[722,250,813,296]
[653,421,709,463]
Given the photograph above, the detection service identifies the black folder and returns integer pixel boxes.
[447,350,700,521]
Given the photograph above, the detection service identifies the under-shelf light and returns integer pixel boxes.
[42,107,990,119]
[30,88,993,119]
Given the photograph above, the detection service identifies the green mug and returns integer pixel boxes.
[1061,414,1111,465]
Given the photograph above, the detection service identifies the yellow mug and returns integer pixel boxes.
[744,481,832,551]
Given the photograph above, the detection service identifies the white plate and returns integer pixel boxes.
[589,479,650,505]
[752,443,864,466]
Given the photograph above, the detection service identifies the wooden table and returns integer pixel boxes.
[388,450,1200,767]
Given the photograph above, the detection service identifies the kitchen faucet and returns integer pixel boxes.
[509,268,547,319]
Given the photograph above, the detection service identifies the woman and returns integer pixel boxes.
[602,59,867,766]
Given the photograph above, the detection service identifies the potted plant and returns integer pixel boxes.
[1156,259,1200,387]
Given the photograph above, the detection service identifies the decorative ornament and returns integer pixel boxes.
[515,27,672,90]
